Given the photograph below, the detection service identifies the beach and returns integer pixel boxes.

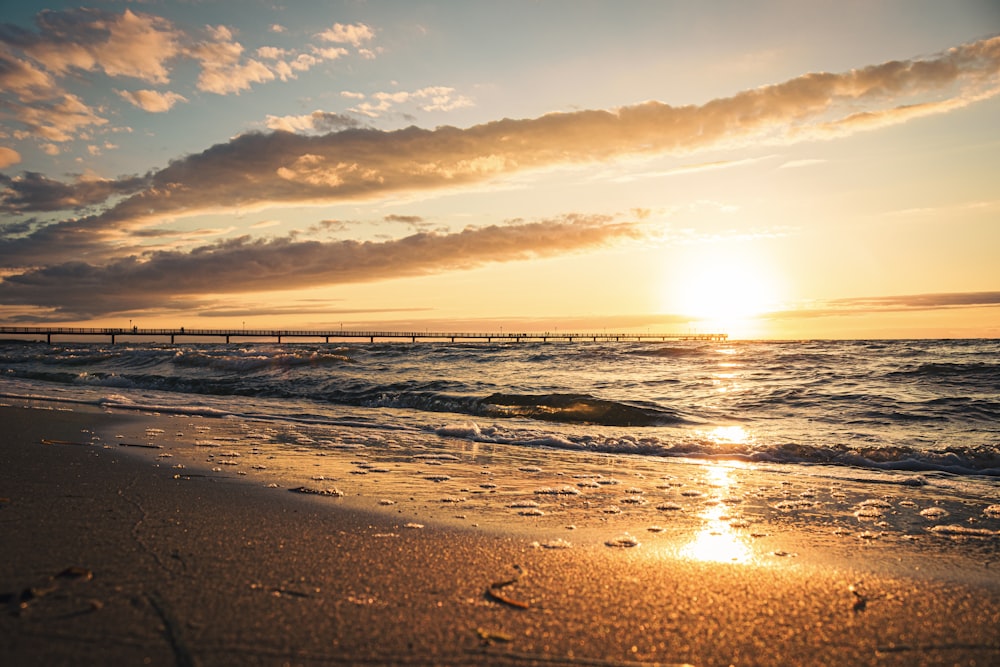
[2,404,999,666]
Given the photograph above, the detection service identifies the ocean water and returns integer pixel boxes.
[2,337,999,558]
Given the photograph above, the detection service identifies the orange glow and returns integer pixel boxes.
[663,246,784,339]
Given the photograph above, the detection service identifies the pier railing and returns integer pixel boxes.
[0,326,727,345]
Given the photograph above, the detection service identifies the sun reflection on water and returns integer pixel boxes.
[705,425,750,445]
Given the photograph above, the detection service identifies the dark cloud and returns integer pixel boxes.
[307,219,352,234]
[265,110,363,133]
[0,171,147,213]
[0,216,642,317]
[383,214,424,224]
[0,216,35,236]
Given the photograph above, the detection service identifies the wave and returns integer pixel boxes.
[626,345,711,358]
[171,348,355,371]
[432,421,1000,477]
[4,381,998,478]
[475,392,695,426]
[887,362,1000,390]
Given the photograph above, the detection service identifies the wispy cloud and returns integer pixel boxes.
[346,86,474,118]
[778,158,827,169]
[609,156,772,183]
[774,291,1000,320]
[196,303,429,319]
[883,198,1000,218]
[831,292,1000,310]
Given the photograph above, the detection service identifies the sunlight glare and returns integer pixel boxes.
[663,246,783,338]
[705,425,750,445]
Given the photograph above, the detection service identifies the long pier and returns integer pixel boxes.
[0,326,727,345]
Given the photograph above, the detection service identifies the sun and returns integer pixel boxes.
[661,246,783,338]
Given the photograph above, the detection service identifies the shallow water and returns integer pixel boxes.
[3,338,999,567]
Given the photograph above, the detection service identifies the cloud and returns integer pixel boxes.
[2,35,998,272]
[383,214,425,224]
[316,23,374,48]
[772,291,1000,321]
[188,25,275,95]
[609,156,772,183]
[0,47,58,100]
[830,292,1000,310]
[0,216,644,317]
[0,171,147,213]
[0,8,374,144]
[0,147,21,169]
[256,46,287,60]
[27,35,1000,215]
[196,303,429,319]
[0,8,179,143]
[312,46,348,61]
[0,8,181,83]
[188,24,334,93]
[265,110,362,133]
[779,158,827,169]
[347,86,473,118]
[9,93,107,142]
[117,89,188,112]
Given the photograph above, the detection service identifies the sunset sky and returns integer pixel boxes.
[1,1,998,339]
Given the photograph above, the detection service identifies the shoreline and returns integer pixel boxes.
[2,404,1000,665]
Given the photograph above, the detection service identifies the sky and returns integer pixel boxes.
[1,1,998,339]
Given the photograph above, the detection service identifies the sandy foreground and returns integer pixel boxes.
[2,405,999,666]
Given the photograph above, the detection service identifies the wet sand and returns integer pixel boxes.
[2,405,999,666]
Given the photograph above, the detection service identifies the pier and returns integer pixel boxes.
[0,326,727,345]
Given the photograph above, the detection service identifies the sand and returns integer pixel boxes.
[2,404,999,666]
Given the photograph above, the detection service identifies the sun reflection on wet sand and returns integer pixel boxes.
[679,464,756,564]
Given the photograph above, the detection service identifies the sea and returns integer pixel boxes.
[2,337,999,562]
